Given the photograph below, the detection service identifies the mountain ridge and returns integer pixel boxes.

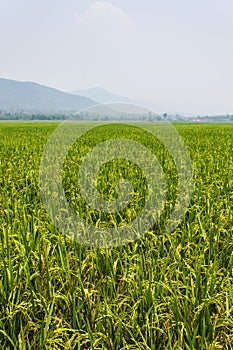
[70,86,158,112]
[0,77,96,113]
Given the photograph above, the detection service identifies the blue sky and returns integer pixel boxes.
[1,0,233,114]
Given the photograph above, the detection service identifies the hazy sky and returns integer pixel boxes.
[1,0,233,114]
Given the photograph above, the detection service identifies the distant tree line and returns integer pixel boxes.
[0,110,233,122]
[0,111,67,121]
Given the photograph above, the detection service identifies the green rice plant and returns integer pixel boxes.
[0,122,232,349]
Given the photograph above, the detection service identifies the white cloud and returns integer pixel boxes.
[75,2,135,28]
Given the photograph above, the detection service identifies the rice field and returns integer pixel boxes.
[0,122,233,349]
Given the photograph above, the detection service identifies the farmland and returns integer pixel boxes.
[0,122,233,349]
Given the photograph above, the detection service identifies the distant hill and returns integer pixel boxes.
[70,87,133,105]
[70,86,158,111]
[70,87,233,116]
[0,77,96,113]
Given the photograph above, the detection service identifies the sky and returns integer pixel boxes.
[0,0,233,115]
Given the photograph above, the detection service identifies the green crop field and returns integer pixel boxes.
[0,122,233,349]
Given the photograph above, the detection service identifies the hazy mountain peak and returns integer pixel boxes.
[70,86,133,104]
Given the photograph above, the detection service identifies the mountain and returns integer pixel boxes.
[0,77,96,113]
[70,87,233,116]
[70,87,133,104]
[70,87,159,111]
